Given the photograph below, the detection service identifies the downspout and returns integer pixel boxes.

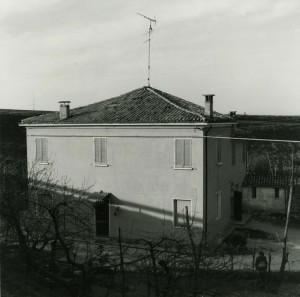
[203,125,212,243]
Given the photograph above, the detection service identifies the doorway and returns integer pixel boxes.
[95,201,109,236]
[233,191,242,221]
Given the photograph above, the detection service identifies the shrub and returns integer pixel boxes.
[224,231,247,251]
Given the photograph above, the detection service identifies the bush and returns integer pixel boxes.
[224,231,247,251]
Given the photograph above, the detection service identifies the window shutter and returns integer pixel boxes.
[243,143,247,162]
[36,138,42,161]
[184,139,192,167]
[217,139,222,163]
[94,138,100,163]
[231,140,236,166]
[100,138,107,164]
[41,138,48,162]
[175,139,184,167]
[216,192,222,219]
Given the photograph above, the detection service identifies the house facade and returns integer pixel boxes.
[21,87,246,240]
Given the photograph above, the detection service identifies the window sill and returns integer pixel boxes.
[37,162,49,165]
[173,167,194,170]
[93,164,109,167]
[217,162,223,166]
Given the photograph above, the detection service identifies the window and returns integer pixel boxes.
[94,138,107,166]
[216,192,221,220]
[275,188,279,198]
[251,187,256,199]
[36,138,48,163]
[217,139,222,164]
[242,143,247,162]
[173,199,192,227]
[175,139,192,168]
[231,140,236,166]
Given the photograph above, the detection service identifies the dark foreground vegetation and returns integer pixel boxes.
[2,250,300,297]
[236,114,300,175]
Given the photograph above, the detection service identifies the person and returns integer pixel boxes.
[255,251,268,289]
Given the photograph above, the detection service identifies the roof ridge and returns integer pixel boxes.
[146,87,205,120]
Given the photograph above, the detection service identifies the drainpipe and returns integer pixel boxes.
[203,125,212,243]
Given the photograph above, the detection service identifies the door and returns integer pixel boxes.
[233,191,242,221]
[95,202,109,236]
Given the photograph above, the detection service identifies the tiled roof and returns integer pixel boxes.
[242,174,292,188]
[21,86,233,125]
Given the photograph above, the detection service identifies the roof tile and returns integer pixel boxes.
[22,86,233,125]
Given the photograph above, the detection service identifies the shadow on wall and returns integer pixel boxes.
[33,181,204,240]
[109,195,203,240]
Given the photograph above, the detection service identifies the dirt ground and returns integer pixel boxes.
[243,217,300,271]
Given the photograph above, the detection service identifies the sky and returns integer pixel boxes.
[1,0,300,115]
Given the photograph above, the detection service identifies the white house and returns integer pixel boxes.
[21,86,246,240]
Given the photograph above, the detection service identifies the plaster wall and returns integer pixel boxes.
[26,125,205,238]
[242,187,286,212]
[206,128,247,240]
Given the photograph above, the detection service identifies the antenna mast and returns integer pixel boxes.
[137,13,156,87]
[32,91,35,110]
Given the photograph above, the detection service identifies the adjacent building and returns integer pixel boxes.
[242,174,300,214]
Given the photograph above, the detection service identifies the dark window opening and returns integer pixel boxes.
[251,187,256,199]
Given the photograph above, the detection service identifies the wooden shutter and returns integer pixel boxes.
[184,139,192,168]
[94,138,107,165]
[100,138,107,164]
[36,138,42,161]
[175,139,184,168]
[231,140,236,166]
[243,143,247,162]
[41,138,48,162]
[217,139,222,163]
[216,192,222,219]
[94,138,101,163]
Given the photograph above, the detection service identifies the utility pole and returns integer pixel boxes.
[137,13,156,87]
[280,143,294,279]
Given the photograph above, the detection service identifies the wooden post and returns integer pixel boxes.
[148,240,159,297]
[268,252,271,275]
[280,144,294,280]
[118,227,126,297]
[185,206,199,297]
[185,206,198,269]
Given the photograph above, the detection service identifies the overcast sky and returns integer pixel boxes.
[1,0,300,115]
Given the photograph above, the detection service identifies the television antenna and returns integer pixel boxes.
[137,13,156,87]
[32,91,35,110]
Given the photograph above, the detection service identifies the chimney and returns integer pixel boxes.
[229,111,237,118]
[59,101,71,120]
[203,94,215,118]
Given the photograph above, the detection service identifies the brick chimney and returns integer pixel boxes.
[58,101,71,120]
[203,94,215,118]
